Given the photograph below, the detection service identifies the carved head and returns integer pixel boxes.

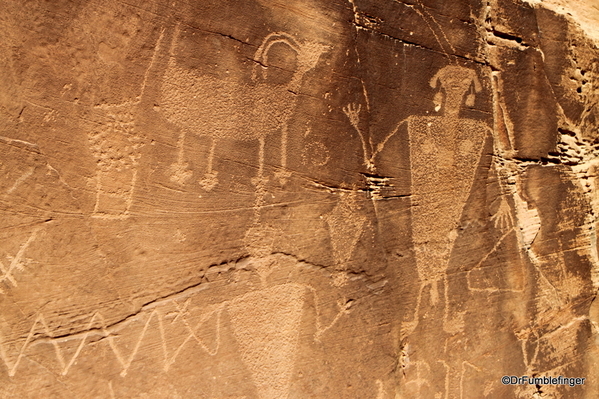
[429,65,481,114]
[244,224,277,259]
[252,32,330,91]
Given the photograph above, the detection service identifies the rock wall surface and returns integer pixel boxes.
[0,0,597,398]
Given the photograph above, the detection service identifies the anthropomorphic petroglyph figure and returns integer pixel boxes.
[324,190,367,286]
[342,65,488,334]
[480,72,593,397]
[400,65,487,334]
[161,28,329,191]
[87,29,166,219]
[342,65,522,397]
[88,106,143,219]
[221,225,353,399]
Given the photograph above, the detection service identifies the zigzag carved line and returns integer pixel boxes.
[0,301,224,377]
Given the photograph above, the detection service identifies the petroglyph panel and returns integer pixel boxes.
[1,0,598,397]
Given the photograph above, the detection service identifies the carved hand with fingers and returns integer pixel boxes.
[343,103,362,130]
[491,197,514,231]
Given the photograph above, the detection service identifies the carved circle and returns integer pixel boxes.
[302,141,330,167]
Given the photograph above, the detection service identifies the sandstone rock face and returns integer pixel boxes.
[0,0,598,398]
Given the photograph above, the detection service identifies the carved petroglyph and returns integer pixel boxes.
[490,73,541,253]
[343,103,376,171]
[0,227,42,295]
[411,0,456,55]
[87,28,166,219]
[0,136,40,151]
[234,284,350,398]
[486,72,578,306]
[460,71,543,296]
[5,167,34,195]
[0,313,61,377]
[401,65,486,335]
[411,69,482,191]
[301,125,330,167]
[376,379,386,399]
[403,360,433,397]
[342,99,405,175]
[244,224,280,259]
[0,251,351,398]
[0,304,224,378]
[514,317,589,398]
[227,283,304,399]
[108,381,116,399]
[344,0,469,172]
[301,142,330,167]
[161,28,329,190]
[459,361,481,399]
[489,70,596,395]
[88,107,142,219]
[342,65,490,335]
[234,225,352,398]
[466,228,525,293]
[324,191,367,277]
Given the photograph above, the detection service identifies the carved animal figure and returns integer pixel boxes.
[161,31,329,190]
